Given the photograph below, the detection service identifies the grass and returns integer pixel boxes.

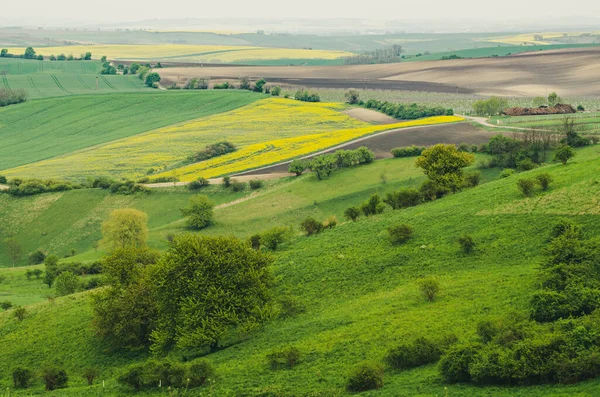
[1,97,460,181]
[1,146,600,395]
[488,112,600,133]
[0,91,263,171]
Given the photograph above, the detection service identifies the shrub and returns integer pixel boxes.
[361,194,385,216]
[181,195,214,230]
[499,168,515,178]
[187,360,216,387]
[577,104,585,111]
[188,178,209,191]
[278,295,306,318]
[13,367,33,389]
[391,145,425,158]
[249,234,261,250]
[344,206,360,222]
[438,343,480,383]
[222,176,231,187]
[346,362,384,392]
[388,224,413,245]
[109,181,150,195]
[463,172,481,188]
[517,158,536,171]
[0,88,28,107]
[82,367,99,386]
[554,144,576,165]
[458,235,476,254]
[0,175,6,183]
[345,89,360,104]
[386,337,441,370]
[42,367,68,391]
[270,86,282,96]
[323,215,338,229]
[261,226,292,250]
[249,179,264,190]
[144,360,186,388]
[517,178,536,197]
[28,249,45,265]
[476,320,500,343]
[189,141,236,162]
[1,301,13,310]
[231,180,246,192]
[117,364,144,391]
[288,160,307,176]
[384,188,421,209]
[419,180,450,201]
[13,306,26,321]
[300,217,323,236]
[458,143,471,152]
[267,347,302,370]
[294,89,320,102]
[418,277,440,302]
[535,173,553,191]
[55,271,80,296]
[549,219,582,240]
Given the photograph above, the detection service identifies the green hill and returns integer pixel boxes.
[1,146,600,395]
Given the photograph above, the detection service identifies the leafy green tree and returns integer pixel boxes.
[42,367,68,391]
[23,47,36,59]
[361,194,385,216]
[288,160,307,176]
[83,52,92,60]
[270,86,282,96]
[100,55,107,63]
[82,368,99,386]
[130,63,140,74]
[517,178,536,197]
[43,255,59,287]
[101,209,149,250]
[0,49,8,57]
[415,144,474,191]
[344,89,360,104]
[548,92,562,107]
[239,76,251,90]
[181,195,214,230]
[458,235,476,254]
[144,72,161,87]
[54,271,80,296]
[57,53,66,61]
[4,237,22,267]
[151,235,274,353]
[472,97,508,116]
[12,367,33,389]
[308,155,337,180]
[344,206,360,222]
[554,144,576,165]
[300,217,323,236]
[253,78,267,92]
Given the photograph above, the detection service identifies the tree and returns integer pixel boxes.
[42,367,68,391]
[254,78,267,92]
[12,367,33,389]
[130,63,140,74]
[150,235,274,352]
[43,255,59,287]
[554,144,576,165]
[415,144,475,192]
[144,72,161,87]
[472,97,508,116]
[181,195,214,230]
[548,92,562,107]
[54,271,80,296]
[0,49,8,57]
[345,89,360,104]
[4,238,22,267]
[82,368,99,386]
[23,47,36,59]
[271,86,281,96]
[288,160,307,176]
[344,206,360,222]
[101,209,148,250]
[100,55,107,63]
[308,155,337,180]
[517,178,536,197]
[239,76,251,90]
[83,52,92,60]
[300,217,323,236]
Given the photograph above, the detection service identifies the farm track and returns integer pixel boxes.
[27,76,45,97]
[50,75,70,94]
[1,75,10,89]
[100,75,117,90]
[76,75,92,90]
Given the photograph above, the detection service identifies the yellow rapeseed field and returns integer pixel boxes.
[482,32,597,45]
[2,98,462,181]
[8,44,353,62]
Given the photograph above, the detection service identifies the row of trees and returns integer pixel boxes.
[0,47,92,61]
[288,147,375,180]
[363,99,453,119]
[343,45,403,65]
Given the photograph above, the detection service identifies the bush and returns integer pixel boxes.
[517,178,536,197]
[187,360,216,387]
[222,176,231,187]
[517,158,537,171]
[55,271,80,296]
[300,217,324,236]
[1,301,13,310]
[386,337,441,370]
[249,234,261,250]
[391,145,425,158]
[13,367,33,389]
[271,86,282,96]
[188,178,210,191]
[42,367,68,391]
[499,168,515,178]
[249,179,264,190]
[117,364,144,391]
[181,195,214,230]
[288,160,307,176]
[294,89,320,102]
[0,175,6,183]
[82,367,99,386]
[144,72,161,87]
[418,277,440,302]
[344,206,360,222]
[554,144,576,165]
[438,343,480,383]
[363,99,451,120]
[346,362,384,392]
[458,235,476,254]
[345,89,360,104]
[267,347,302,370]
[476,320,500,343]
[384,188,421,209]
[361,194,385,216]
[189,141,236,162]
[577,104,585,111]
[549,219,582,240]
[388,224,413,245]
[535,173,553,191]
[458,143,471,152]
[0,88,28,107]
[13,306,26,321]
[28,249,46,265]
[231,180,246,192]
[143,360,186,388]
[463,172,481,188]
[109,181,150,195]
[323,215,338,229]
[419,180,450,201]
[261,226,292,250]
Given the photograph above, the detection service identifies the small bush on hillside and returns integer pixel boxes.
[271,86,282,96]
[471,145,479,153]
[54,271,80,296]
[181,195,214,230]
[386,337,442,370]
[28,250,46,265]
[476,320,500,343]
[346,362,384,392]
[288,160,308,176]
[109,181,150,195]
[463,172,481,188]
[261,226,292,250]
[517,158,537,172]
[438,343,480,383]
[554,144,576,165]
[144,360,187,388]
[1,301,13,310]
[517,178,536,197]
[549,219,582,240]
[13,367,33,389]
[361,194,385,216]
[388,224,413,245]
[294,89,320,102]
[189,141,236,162]
[249,179,264,190]
[267,347,302,370]
[0,175,7,183]
[42,367,68,391]
[535,173,553,191]
[249,234,262,250]
[499,168,515,178]
[0,88,28,107]
[82,367,99,386]
[118,364,145,391]
[419,180,450,201]
[278,295,306,318]
[187,360,216,387]
[458,143,471,152]
[577,104,585,111]
[345,89,360,104]
[391,145,425,158]
[188,178,209,191]
[344,206,360,222]
[231,181,246,192]
[384,188,421,209]
[300,217,324,236]
[418,277,440,302]
[222,176,231,187]
[458,235,476,254]
[323,215,338,229]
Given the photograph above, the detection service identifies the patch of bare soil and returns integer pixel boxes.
[343,108,400,124]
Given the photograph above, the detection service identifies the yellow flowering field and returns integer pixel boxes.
[2,98,462,181]
[8,44,353,62]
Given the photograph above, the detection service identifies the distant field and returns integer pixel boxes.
[0,91,262,170]
[7,44,354,63]
[489,112,600,133]
[1,98,461,181]
[484,31,600,45]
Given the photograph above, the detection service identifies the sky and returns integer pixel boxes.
[2,0,600,24]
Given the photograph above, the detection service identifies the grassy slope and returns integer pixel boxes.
[0,91,262,171]
[1,147,600,395]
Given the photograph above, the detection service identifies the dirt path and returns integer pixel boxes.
[460,115,549,132]
[143,172,291,189]
[343,108,400,124]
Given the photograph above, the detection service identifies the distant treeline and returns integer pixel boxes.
[343,45,403,65]
[0,88,27,107]
[363,99,454,119]
[0,47,92,61]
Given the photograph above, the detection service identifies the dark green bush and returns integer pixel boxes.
[82,367,99,386]
[517,158,537,171]
[222,176,231,187]
[261,226,292,250]
[294,89,320,102]
[249,179,264,190]
[549,219,582,240]
[458,235,476,254]
[418,277,440,302]
[42,367,68,391]
[363,99,451,120]
[535,173,553,191]
[118,364,145,391]
[150,176,179,183]
[391,146,425,158]
[517,178,536,197]
[386,337,441,370]
[344,206,360,222]
[1,301,13,310]
[267,347,302,370]
[109,181,150,195]
[187,360,216,387]
[438,343,480,383]
[346,362,384,392]
[361,194,385,216]
[388,224,413,245]
[384,188,422,209]
[476,320,500,343]
[300,217,324,236]
[288,160,308,176]
[13,367,33,389]
[188,178,210,191]
[249,234,261,250]
[231,181,246,192]
[419,180,450,201]
[28,249,45,265]
[463,172,481,188]
[189,141,236,162]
